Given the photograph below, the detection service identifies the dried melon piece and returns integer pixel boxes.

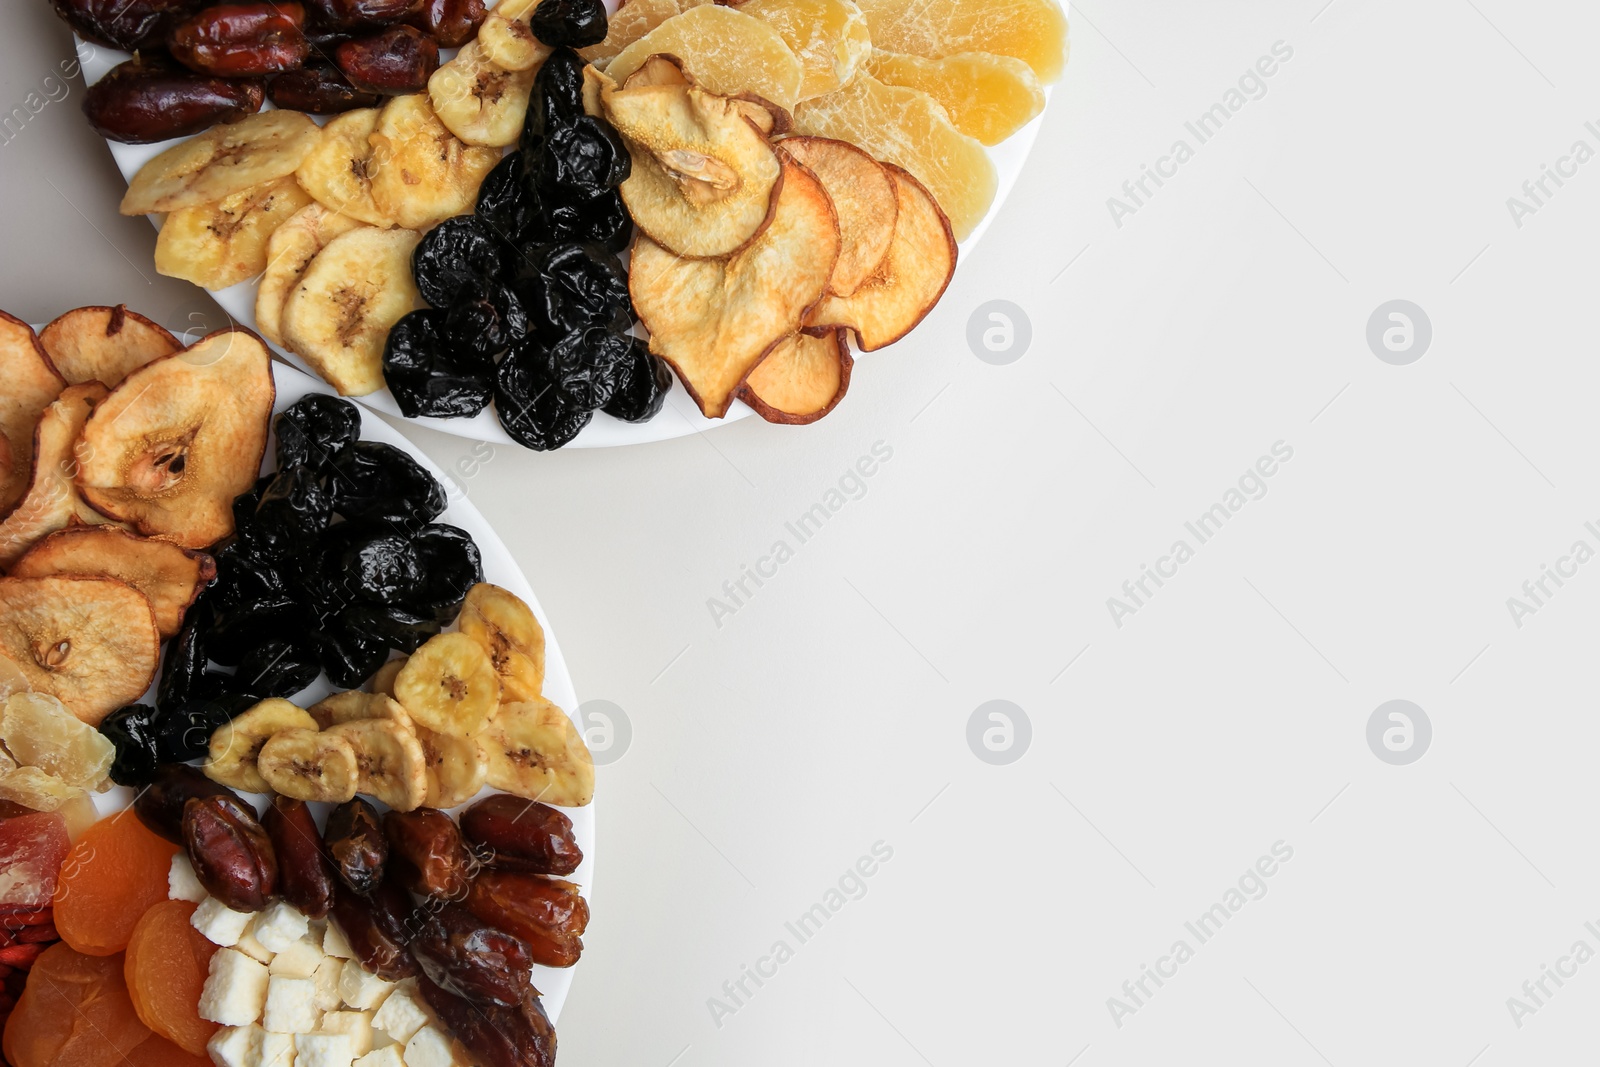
[0,693,116,789]
[606,5,805,113]
[10,527,215,640]
[853,0,1068,82]
[739,0,872,101]
[581,0,714,65]
[793,72,996,241]
[866,50,1044,145]
[0,384,116,571]
[38,306,180,388]
[779,136,896,296]
[0,313,65,519]
[739,330,853,423]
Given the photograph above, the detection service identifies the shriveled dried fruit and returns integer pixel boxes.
[262,795,336,919]
[408,0,487,47]
[168,2,310,77]
[100,704,162,787]
[480,698,594,807]
[464,870,587,968]
[11,527,215,640]
[268,61,383,113]
[183,793,278,912]
[258,728,360,804]
[309,691,412,730]
[337,25,441,95]
[410,904,533,1006]
[393,633,501,740]
[0,383,114,571]
[38,305,180,388]
[779,136,897,297]
[324,798,387,895]
[134,765,237,845]
[460,794,582,876]
[205,698,319,793]
[49,0,203,51]
[0,692,116,788]
[121,109,320,216]
[84,54,265,144]
[739,329,852,423]
[478,12,547,70]
[328,875,418,980]
[418,977,556,1067]
[0,313,65,519]
[606,5,804,112]
[602,339,672,423]
[384,808,472,899]
[258,207,369,348]
[155,175,315,291]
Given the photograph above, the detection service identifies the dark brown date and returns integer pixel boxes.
[134,763,239,844]
[406,0,485,47]
[84,56,264,145]
[50,0,204,51]
[410,904,532,1007]
[304,0,416,29]
[419,978,556,1067]
[465,872,587,969]
[460,795,582,876]
[184,794,279,912]
[169,3,310,77]
[325,798,387,895]
[267,62,381,112]
[330,874,421,981]
[262,796,336,919]
[384,809,473,900]
[335,25,439,95]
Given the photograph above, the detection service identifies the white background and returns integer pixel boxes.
[4,1,1598,1064]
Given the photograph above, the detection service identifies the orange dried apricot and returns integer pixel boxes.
[124,900,219,1056]
[53,813,179,956]
[126,1035,211,1067]
[1,942,150,1067]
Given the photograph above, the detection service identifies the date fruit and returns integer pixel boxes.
[304,0,415,28]
[335,25,439,93]
[465,871,588,968]
[51,0,203,51]
[407,0,486,47]
[384,808,473,900]
[329,875,420,980]
[134,763,238,844]
[169,2,310,77]
[460,795,582,876]
[263,796,336,919]
[184,794,279,912]
[419,977,557,1067]
[267,62,381,112]
[410,904,533,1007]
[325,798,387,894]
[83,56,264,144]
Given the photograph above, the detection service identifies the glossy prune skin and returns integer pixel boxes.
[325,798,388,895]
[528,0,606,47]
[169,2,310,77]
[268,62,383,112]
[496,341,593,451]
[419,978,557,1067]
[410,904,533,1007]
[407,0,486,47]
[546,189,631,253]
[254,463,334,546]
[83,56,263,144]
[338,603,440,654]
[155,691,255,764]
[51,0,204,51]
[208,545,302,665]
[136,765,239,844]
[414,216,506,309]
[332,441,448,528]
[531,117,630,200]
[185,794,279,912]
[304,0,414,29]
[603,339,671,423]
[336,25,439,94]
[548,327,632,410]
[465,872,588,969]
[384,809,473,900]
[264,796,336,919]
[475,152,547,248]
[158,591,214,714]
[411,525,483,621]
[446,281,528,365]
[233,637,321,699]
[330,875,420,981]
[522,48,585,153]
[461,796,583,876]
[99,705,161,788]
[512,243,631,341]
[317,616,393,688]
[276,394,363,471]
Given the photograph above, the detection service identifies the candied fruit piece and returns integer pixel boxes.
[739,0,871,100]
[54,813,179,956]
[0,693,116,789]
[865,50,1045,145]
[125,900,220,1056]
[605,5,805,111]
[0,812,70,909]
[793,72,997,240]
[126,1035,211,1067]
[581,0,713,63]
[2,942,150,1067]
[853,0,1068,82]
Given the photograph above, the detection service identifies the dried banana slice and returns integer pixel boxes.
[206,698,320,793]
[414,723,488,810]
[258,728,360,804]
[458,583,545,703]
[153,176,314,292]
[478,14,550,72]
[0,692,115,789]
[309,691,413,730]
[393,632,501,739]
[368,658,405,699]
[481,698,595,807]
[326,718,428,812]
[295,109,394,228]
[428,41,539,150]
[122,110,321,216]
[256,204,368,346]
[369,93,501,227]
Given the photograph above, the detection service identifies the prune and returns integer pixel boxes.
[325,798,387,895]
[547,189,631,253]
[384,809,473,900]
[99,705,161,788]
[528,0,607,48]
[331,441,447,528]
[157,591,215,713]
[496,342,594,451]
[531,118,631,199]
[522,48,585,153]
[233,637,321,699]
[411,525,483,621]
[548,327,633,410]
[336,25,439,94]
[410,904,533,1007]
[83,55,263,144]
[136,765,240,844]
[419,979,557,1067]
[169,3,310,77]
[408,0,486,47]
[276,394,363,470]
[475,152,547,248]
[446,281,528,365]
[461,796,582,876]
[465,872,587,968]
[269,62,382,111]
[155,691,255,764]
[209,546,302,665]
[414,216,507,309]
[603,340,672,423]
[254,463,335,546]
[317,615,393,688]
[264,796,336,919]
[337,603,440,653]
[303,0,414,29]
[330,875,420,980]
[387,309,494,419]
[51,0,203,51]
[184,794,279,912]
[513,242,631,340]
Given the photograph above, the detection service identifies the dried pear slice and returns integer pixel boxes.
[738,329,853,423]
[369,94,501,232]
[778,136,896,296]
[630,151,840,417]
[0,384,115,571]
[582,0,713,64]
[0,576,160,726]
[9,527,215,639]
[428,40,541,149]
[865,50,1045,146]
[295,109,394,228]
[0,313,65,519]
[852,0,1069,83]
[155,175,315,291]
[121,110,322,216]
[38,306,180,388]
[75,330,275,549]
[808,164,956,350]
[256,204,369,347]
[0,692,116,789]
[739,0,872,101]
[602,76,783,258]
[606,5,805,113]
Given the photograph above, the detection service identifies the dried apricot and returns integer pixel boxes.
[0,813,70,909]
[126,1034,211,1067]
[1,942,150,1067]
[124,900,219,1056]
[54,813,179,956]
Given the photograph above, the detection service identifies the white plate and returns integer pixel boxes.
[80,360,592,1023]
[79,6,1051,446]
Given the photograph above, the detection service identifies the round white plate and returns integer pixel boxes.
[81,360,592,1023]
[78,5,1051,446]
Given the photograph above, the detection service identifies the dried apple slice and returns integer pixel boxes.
[630,150,840,417]
[0,313,65,519]
[807,164,956,350]
[38,306,180,388]
[75,330,275,549]
[606,5,805,113]
[0,384,116,570]
[738,330,853,423]
[9,528,215,640]
[778,137,896,297]
[0,576,160,727]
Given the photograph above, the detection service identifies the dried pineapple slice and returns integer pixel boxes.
[0,767,85,813]
[738,0,872,101]
[606,5,805,113]
[582,0,713,64]
[853,0,1069,83]
[866,50,1044,145]
[0,692,116,789]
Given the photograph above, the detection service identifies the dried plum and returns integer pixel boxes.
[209,544,303,665]
[337,603,441,654]
[496,341,594,451]
[99,704,162,788]
[547,189,631,253]
[233,637,321,699]
[475,152,547,248]
[317,616,393,689]
[549,327,633,410]
[275,394,362,470]
[156,691,255,764]
[531,117,630,200]
[604,340,672,423]
[158,590,216,712]
[414,216,507,309]
[513,242,631,340]
[412,525,484,621]
[254,464,335,545]
[384,309,494,420]
[446,281,528,364]
[331,441,448,528]
[522,48,585,153]
[528,0,607,48]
